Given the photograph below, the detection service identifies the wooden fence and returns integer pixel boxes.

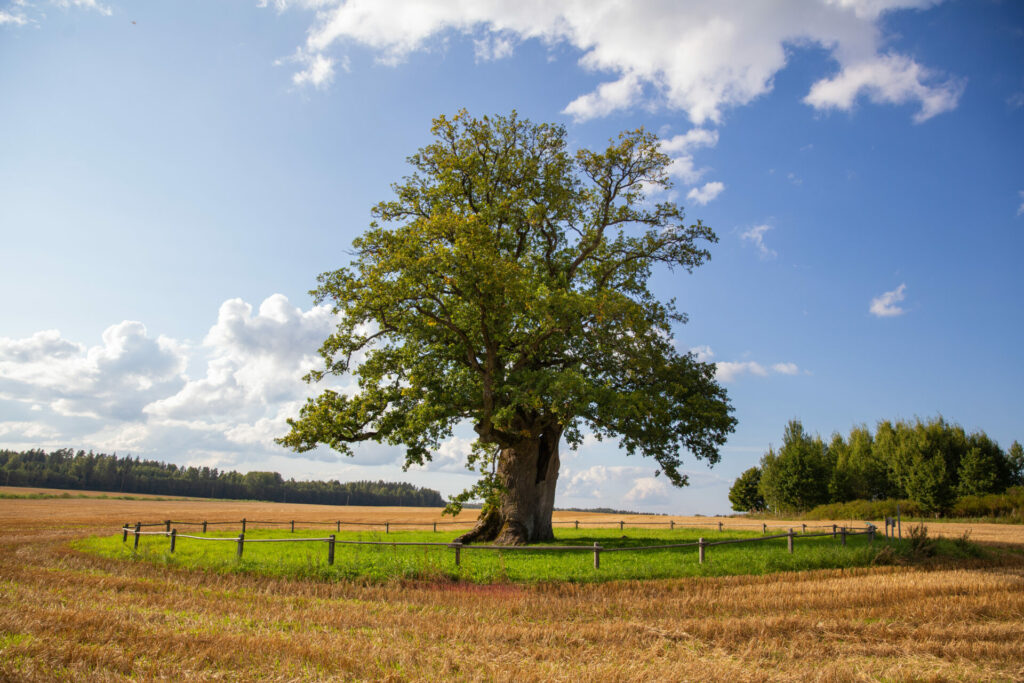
[120,519,877,570]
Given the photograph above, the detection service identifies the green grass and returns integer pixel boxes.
[73,525,983,584]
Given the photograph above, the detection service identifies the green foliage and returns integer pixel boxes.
[279,110,735,493]
[738,416,1019,518]
[0,448,445,507]
[728,466,765,512]
[757,420,832,513]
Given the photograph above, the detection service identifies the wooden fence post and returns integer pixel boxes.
[134,522,141,550]
[788,529,794,554]
[203,520,208,534]
[337,520,341,532]
[718,521,723,532]
[165,520,171,533]
[169,528,176,553]
[291,520,295,533]
[698,537,706,564]
[386,522,390,534]
[619,521,624,531]
[593,542,600,569]
[575,520,579,530]
[762,522,767,535]
[841,527,847,546]
[433,522,437,533]
[670,520,675,530]
[868,525,875,544]
[453,542,462,567]
[832,524,837,539]
[328,534,336,565]
[802,523,806,534]
[122,524,128,543]
[237,533,244,559]
[241,518,246,534]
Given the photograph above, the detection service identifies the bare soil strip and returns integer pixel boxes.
[2,494,1023,681]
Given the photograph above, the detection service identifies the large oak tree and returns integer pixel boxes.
[279,111,735,544]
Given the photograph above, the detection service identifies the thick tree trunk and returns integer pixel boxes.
[455,427,562,545]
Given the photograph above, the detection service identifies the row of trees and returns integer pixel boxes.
[0,449,446,507]
[729,418,1024,514]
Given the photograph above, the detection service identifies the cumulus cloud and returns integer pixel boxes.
[0,9,28,25]
[741,224,777,260]
[715,359,801,382]
[0,294,356,470]
[869,283,907,317]
[271,0,960,125]
[687,181,725,205]
[622,476,670,504]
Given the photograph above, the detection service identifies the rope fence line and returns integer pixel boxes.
[138,517,866,536]
[120,520,878,570]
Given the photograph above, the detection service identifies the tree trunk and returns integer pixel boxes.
[456,427,562,545]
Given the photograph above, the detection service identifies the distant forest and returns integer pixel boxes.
[0,448,446,507]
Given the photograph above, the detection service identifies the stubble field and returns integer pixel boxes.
[2,490,1023,681]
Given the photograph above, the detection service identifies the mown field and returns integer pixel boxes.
[2,490,1024,681]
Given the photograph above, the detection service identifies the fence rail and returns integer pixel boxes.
[120,519,877,570]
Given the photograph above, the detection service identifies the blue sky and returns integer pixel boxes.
[1,0,1022,514]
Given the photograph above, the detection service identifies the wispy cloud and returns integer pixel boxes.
[740,224,777,260]
[870,283,908,317]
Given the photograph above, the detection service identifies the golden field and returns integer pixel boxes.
[1,490,1023,681]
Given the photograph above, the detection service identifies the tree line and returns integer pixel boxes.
[0,448,446,507]
[729,417,1024,515]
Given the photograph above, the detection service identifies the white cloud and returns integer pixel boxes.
[689,345,714,362]
[716,359,802,383]
[0,9,28,25]
[292,52,338,88]
[804,52,963,123]
[473,33,514,61]
[622,476,670,505]
[686,181,725,205]
[272,0,960,124]
[0,421,59,439]
[741,224,777,260]
[55,0,112,16]
[870,283,907,317]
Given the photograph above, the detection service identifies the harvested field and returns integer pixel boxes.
[2,492,1024,681]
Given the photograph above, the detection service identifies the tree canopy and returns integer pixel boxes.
[279,110,735,543]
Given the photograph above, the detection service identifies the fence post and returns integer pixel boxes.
[763,522,767,535]
[328,534,336,565]
[593,542,601,569]
[619,520,624,531]
[165,520,171,533]
[386,522,390,534]
[897,504,902,539]
[670,520,675,530]
[719,521,723,532]
[868,525,875,544]
[337,520,341,532]
[454,542,462,567]
[698,537,706,564]
[575,520,579,530]
[203,520,208,534]
[134,522,141,550]
[833,524,837,539]
[433,522,437,533]
[841,527,847,546]
[291,520,295,533]
[242,518,246,534]
[122,524,128,543]
[788,528,794,554]
[237,533,244,559]
[170,528,176,553]
[802,523,806,534]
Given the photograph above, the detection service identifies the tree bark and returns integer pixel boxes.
[455,426,562,545]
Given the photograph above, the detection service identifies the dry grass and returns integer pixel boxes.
[2,493,1024,681]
